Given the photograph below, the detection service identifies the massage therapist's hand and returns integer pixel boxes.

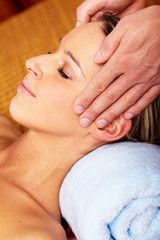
[76,0,146,26]
[74,6,160,128]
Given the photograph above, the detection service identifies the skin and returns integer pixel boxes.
[0,21,131,240]
[74,1,160,129]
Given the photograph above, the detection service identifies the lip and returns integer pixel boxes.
[17,80,36,97]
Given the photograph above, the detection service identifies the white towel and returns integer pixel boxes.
[59,142,160,240]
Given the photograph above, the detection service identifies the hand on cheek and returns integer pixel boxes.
[74,6,160,128]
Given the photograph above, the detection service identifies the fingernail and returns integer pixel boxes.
[94,50,101,62]
[76,21,81,27]
[125,113,134,119]
[97,119,107,128]
[80,118,91,127]
[74,105,84,114]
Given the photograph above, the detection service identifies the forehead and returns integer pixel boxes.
[63,21,104,47]
[61,22,105,79]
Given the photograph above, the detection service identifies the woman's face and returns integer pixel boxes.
[10,22,105,136]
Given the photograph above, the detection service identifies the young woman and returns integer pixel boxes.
[0,13,159,240]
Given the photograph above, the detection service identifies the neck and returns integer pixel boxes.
[1,129,97,222]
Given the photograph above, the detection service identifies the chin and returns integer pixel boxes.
[9,94,52,133]
[9,94,32,128]
[10,96,23,125]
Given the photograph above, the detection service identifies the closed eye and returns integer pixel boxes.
[57,67,69,79]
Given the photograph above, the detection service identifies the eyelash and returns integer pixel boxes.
[48,52,70,80]
[57,67,70,79]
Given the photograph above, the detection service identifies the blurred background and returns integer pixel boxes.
[0,0,42,22]
[0,0,159,23]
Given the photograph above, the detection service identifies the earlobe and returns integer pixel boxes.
[91,115,132,142]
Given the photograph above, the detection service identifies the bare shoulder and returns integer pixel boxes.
[22,230,67,240]
[0,114,23,150]
[17,223,68,240]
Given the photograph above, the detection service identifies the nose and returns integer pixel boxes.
[26,57,43,80]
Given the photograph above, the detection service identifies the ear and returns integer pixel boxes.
[91,115,132,142]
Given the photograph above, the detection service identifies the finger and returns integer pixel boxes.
[78,74,132,124]
[74,49,146,117]
[90,11,104,22]
[94,84,147,129]
[95,18,129,63]
[76,0,107,26]
[78,77,148,128]
[73,55,122,115]
[124,85,160,119]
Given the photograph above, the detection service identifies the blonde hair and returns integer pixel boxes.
[125,96,160,145]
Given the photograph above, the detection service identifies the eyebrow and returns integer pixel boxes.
[59,37,85,77]
[64,50,85,77]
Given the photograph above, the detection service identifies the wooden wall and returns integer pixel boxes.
[0,0,159,23]
[0,0,42,22]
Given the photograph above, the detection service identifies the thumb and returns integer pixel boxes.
[94,21,126,64]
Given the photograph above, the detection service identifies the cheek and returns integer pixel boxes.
[37,86,76,125]
[36,78,88,133]
[10,77,82,136]
[10,83,79,135]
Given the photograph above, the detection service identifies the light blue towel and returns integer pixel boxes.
[60,142,160,240]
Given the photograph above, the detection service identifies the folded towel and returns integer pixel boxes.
[59,142,160,240]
